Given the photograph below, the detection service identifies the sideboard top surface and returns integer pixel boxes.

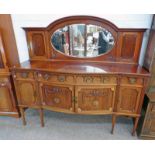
[12,60,150,76]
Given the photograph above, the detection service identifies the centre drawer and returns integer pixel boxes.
[37,72,74,84]
[75,75,117,85]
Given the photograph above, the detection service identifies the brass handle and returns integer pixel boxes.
[21,72,28,78]
[58,75,65,82]
[44,74,50,80]
[129,78,136,84]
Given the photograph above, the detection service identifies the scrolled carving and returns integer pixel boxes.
[87,90,104,97]
[101,77,109,83]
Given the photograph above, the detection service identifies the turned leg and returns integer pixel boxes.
[132,117,139,136]
[20,107,26,126]
[39,109,44,127]
[111,115,116,134]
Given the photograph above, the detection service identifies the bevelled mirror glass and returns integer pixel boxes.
[51,24,115,57]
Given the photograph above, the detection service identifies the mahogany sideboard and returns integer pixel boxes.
[11,16,150,135]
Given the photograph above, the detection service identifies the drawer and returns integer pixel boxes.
[120,77,143,86]
[76,75,117,85]
[37,72,74,84]
[13,71,34,80]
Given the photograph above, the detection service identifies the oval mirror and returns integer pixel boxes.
[51,24,115,58]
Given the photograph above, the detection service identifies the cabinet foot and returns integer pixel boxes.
[111,115,116,134]
[39,109,44,127]
[132,117,139,136]
[20,108,26,126]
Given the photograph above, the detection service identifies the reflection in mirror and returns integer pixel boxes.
[51,24,114,58]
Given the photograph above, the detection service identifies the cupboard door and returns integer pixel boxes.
[141,104,155,137]
[39,83,74,112]
[15,80,38,106]
[75,86,115,114]
[0,81,14,112]
[117,86,142,114]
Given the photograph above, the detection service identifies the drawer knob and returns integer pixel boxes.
[129,78,136,84]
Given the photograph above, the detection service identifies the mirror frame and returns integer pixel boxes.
[47,16,118,61]
[51,23,115,58]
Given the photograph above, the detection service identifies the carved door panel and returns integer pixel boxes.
[0,81,14,112]
[15,80,38,106]
[39,83,74,112]
[117,86,142,114]
[75,86,116,114]
[141,104,155,136]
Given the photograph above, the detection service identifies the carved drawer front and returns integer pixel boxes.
[13,71,34,80]
[39,83,74,112]
[75,86,116,114]
[0,79,14,112]
[117,86,142,114]
[120,77,143,86]
[76,75,117,85]
[15,80,38,106]
[37,72,74,84]
[141,104,155,136]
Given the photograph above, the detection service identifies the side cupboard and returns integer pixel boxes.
[11,16,150,135]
